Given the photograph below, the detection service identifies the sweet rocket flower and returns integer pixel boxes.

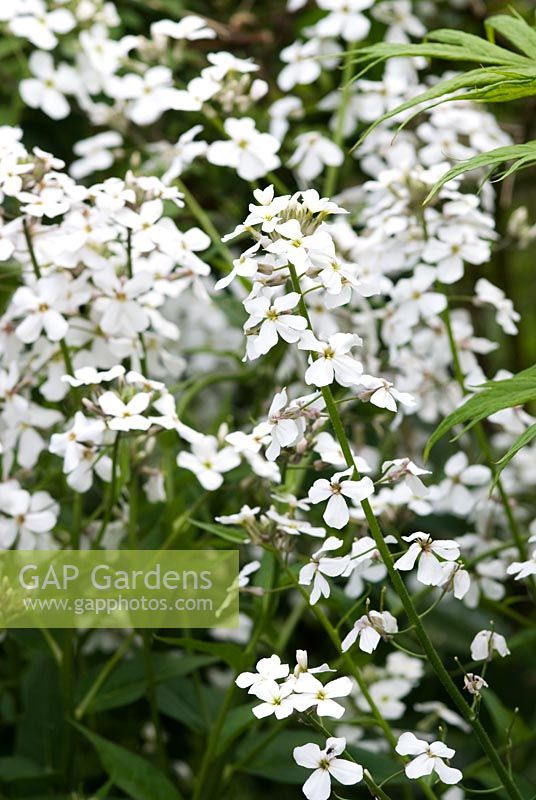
[20,51,77,120]
[10,3,75,50]
[265,220,332,273]
[507,551,536,580]
[109,67,199,126]
[207,117,281,181]
[278,39,321,91]
[423,226,491,284]
[49,412,106,474]
[93,272,151,336]
[439,452,491,515]
[98,392,152,432]
[464,673,489,696]
[414,701,470,733]
[12,276,69,344]
[251,680,295,720]
[396,732,462,784]
[293,737,363,800]
[70,132,123,180]
[0,487,58,549]
[62,365,126,388]
[341,610,398,654]
[356,375,416,412]
[475,278,520,335]
[308,471,374,529]
[356,677,412,720]
[288,132,343,182]
[262,387,304,461]
[235,654,289,693]
[299,536,349,605]
[470,630,510,662]
[244,292,307,358]
[381,458,431,497]
[394,532,460,586]
[315,0,373,41]
[177,435,240,490]
[267,509,325,538]
[293,674,353,718]
[299,331,363,388]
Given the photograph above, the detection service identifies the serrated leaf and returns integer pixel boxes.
[424,365,536,459]
[74,725,183,800]
[486,15,536,59]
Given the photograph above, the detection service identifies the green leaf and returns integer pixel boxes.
[74,725,183,800]
[155,635,246,671]
[481,690,530,744]
[155,677,219,733]
[352,67,531,149]
[188,518,249,544]
[424,141,536,202]
[486,14,536,59]
[75,652,217,713]
[424,365,536,459]
[0,756,48,783]
[492,423,536,486]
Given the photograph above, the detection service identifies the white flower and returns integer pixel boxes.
[177,435,240,490]
[475,278,520,335]
[62,365,125,388]
[151,15,216,41]
[267,509,325,538]
[93,272,151,336]
[244,292,307,358]
[423,226,490,284]
[293,674,353,718]
[263,387,304,461]
[12,276,69,344]
[414,701,470,732]
[396,732,462,784]
[70,132,123,179]
[251,679,295,719]
[315,0,373,41]
[394,532,460,586]
[10,4,75,50]
[20,52,77,120]
[266,219,333,273]
[464,673,489,696]
[299,331,363,388]
[207,117,281,181]
[109,67,199,126]
[470,630,510,662]
[308,472,374,529]
[278,40,321,91]
[288,132,343,182]
[0,486,58,550]
[357,375,415,412]
[293,737,363,800]
[341,610,398,653]
[236,654,289,693]
[299,536,349,604]
[49,412,112,493]
[439,452,491,515]
[507,551,536,580]
[98,391,152,432]
[381,458,430,497]
[357,678,412,719]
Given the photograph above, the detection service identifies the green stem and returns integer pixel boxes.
[129,470,170,776]
[174,176,235,272]
[323,47,355,198]
[74,633,135,719]
[289,265,524,800]
[441,295,531,569]
[93,432,121,549]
